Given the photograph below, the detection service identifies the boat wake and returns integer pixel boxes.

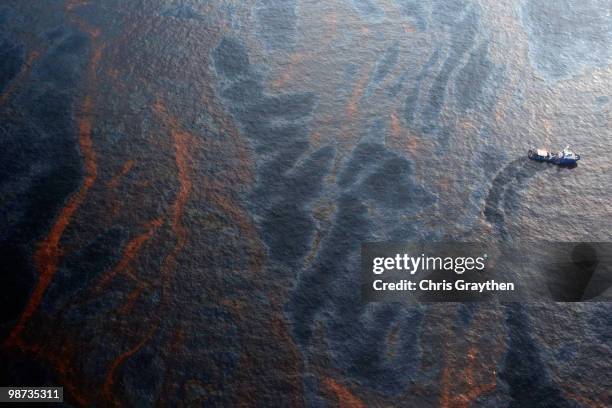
[483,157,546,240]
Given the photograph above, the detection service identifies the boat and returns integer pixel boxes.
[528,145,580,166]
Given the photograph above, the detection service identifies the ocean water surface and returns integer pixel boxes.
[0,0,610,406]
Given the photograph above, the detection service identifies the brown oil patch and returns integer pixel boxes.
[438,309,504,408]
[95,218,163,290]
[323,378,366,408]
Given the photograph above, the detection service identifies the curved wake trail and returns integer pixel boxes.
[483,157,546,240]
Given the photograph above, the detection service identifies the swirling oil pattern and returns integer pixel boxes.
[0,0,610,406]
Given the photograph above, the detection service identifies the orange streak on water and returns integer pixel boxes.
[102,102,195,403]
[2,3,107,405]
[203,178,264,271]
[330,64,371,175]
[200,77,267,274]
[323,378,366,408]
[152,101,194,259]
[102,323,160,404]
[345,67,369,124]
[6,94,98,347]
[390,111,402,138]
[455,346,496,408]
[95,218,163,290]
[169,130,192,249]
[6,1,107,345]
[439,363,453,408]
[439,327,498,408]
[388,111,420,156]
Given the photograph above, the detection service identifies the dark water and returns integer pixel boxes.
[0,0,610,406]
